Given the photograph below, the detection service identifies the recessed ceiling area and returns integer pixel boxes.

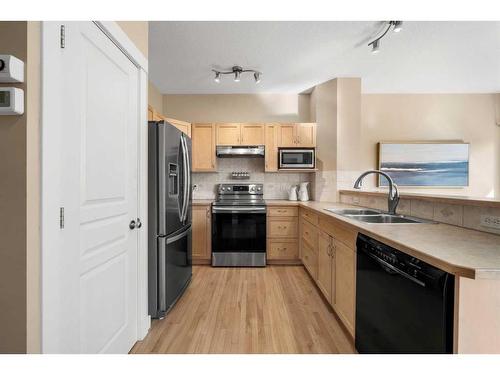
[149,21,500,94]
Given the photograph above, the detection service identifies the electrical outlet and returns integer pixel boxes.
[480,215,500,229]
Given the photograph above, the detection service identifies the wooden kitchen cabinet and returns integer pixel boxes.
[278,123,317,148]
[192,123,216,172]
[267,205,300,264]
[216,123,265,146]
[334,239,356,335]
[166,117,191,137]
[317,230,334,302]
[216,123,241,145]
[192,204,212,264]
[264,124,279,172]
[240,124,265,145]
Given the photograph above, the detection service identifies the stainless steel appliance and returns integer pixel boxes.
[278,148,315,169]
[216,145,265,158]
[356,233,454,353]
[148,121,192,319]
[212,183,266,267]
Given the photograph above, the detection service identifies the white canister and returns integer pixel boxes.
[288,185,298,201]
[298,182,309,202]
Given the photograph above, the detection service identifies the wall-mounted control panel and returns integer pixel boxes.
[0,55,24,83]
[0,87,24,115]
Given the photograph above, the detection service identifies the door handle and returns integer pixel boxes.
[136,218,142,229]
[129,220,136,230]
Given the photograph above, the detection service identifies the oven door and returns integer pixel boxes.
[212,206,266,254]
[279,148,315,169]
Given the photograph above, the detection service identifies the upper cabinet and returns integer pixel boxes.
[216,123,265,146]
[264,124,278,172]
[278,123,316,148]
[192,123,216,172]
[148,105,191,137]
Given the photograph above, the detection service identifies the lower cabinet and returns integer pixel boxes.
[299,207,356,337]
[317,230,334,303]
[267,205,300,264]
[192,204,211,264]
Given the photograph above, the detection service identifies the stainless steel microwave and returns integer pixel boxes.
[278,148,315,169]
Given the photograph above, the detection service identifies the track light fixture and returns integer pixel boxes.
[212,66,262,84]
[368,21,403,54]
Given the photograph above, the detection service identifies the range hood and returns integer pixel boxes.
[216,145,265,158]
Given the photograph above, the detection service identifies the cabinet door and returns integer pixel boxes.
[296,123,316,147]
[192,205,211,260]
[264,124,278,172]
[278,124,297,147]
[192,124,216,172]
[216,123,241,145]
[241,123,264,145]
[334,240,355,334]
[167,118,191,138]
[317,231,333,302]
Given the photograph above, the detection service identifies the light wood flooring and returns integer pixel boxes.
[131,265,355,354]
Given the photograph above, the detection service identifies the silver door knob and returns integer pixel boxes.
[136,218,142,229]
[129,220,136,230]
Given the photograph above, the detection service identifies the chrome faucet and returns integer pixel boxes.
[353,170,400,215]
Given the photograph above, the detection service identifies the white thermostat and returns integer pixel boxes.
[0,87,24,115]
[0,55,24,83]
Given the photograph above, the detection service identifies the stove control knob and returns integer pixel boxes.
[250,186,255,191]
[221,187,226,191]
[257,187,262,191]
[227,187,231,191]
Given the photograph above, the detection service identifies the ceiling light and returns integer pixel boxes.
[211,66,261,84]
[368,21,403,54]
[214,71,221,83]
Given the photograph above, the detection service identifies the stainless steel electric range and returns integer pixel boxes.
[211,183,266,267]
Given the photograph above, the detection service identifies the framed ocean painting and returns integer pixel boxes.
[378,142,469,187]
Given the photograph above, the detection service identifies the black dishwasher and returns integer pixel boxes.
[355,233,455,354]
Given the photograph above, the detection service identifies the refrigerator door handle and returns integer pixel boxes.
[157,123,167,235]
[185,135,191,221]
[166,225,191,244]
[180,135,189,223]
[158,236,167,312]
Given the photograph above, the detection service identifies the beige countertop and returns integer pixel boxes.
[193,199,500,279]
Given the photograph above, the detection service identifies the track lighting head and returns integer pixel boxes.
[214,71,221,83]
[371,39,380,54]
[392,21,403,33]
[212,66,261,84]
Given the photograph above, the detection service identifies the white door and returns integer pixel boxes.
[43,22,139,353]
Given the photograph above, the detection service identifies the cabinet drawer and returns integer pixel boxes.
[301,209,318,225]
[301,219,318,248]
[301,241,318,280]
[268,206,298,217]
[268,218,298,238]
[318,217,357,249]
[267,239,299,260]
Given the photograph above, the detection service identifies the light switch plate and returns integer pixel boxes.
[480,215,500,230]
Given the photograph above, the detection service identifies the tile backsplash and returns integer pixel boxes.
[192,158,313,200]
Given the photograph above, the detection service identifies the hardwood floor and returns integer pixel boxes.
[131,266,355,354]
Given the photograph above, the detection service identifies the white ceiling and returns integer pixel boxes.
[149,21,500,94]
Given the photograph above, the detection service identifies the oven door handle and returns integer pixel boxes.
[212,206,267,214]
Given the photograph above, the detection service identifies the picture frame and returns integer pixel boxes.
[377,141,470,188]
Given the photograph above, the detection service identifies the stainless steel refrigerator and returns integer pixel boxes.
[148,121,192,319]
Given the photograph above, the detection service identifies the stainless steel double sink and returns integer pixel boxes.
[325,208,435,224]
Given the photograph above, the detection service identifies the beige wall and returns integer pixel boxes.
[0,21,28,354]
[360,94,500,198]
[116,21,148,58]
[148,81,164,114]
[163,94,311,123]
